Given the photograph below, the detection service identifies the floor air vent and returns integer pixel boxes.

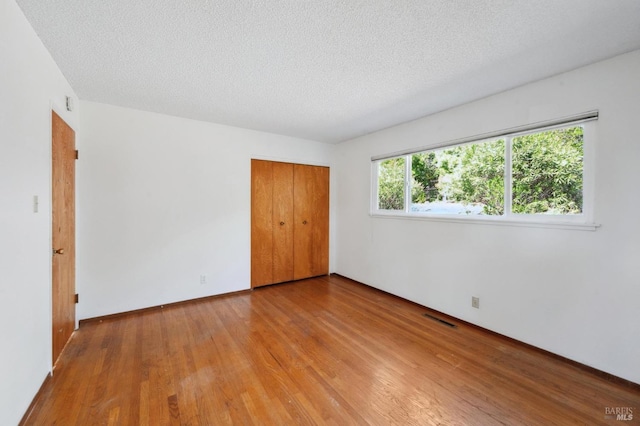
[423,313,457,328]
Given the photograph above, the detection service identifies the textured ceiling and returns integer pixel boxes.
[15,0,640,143]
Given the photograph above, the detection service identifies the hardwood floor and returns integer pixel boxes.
[23,275,639,425]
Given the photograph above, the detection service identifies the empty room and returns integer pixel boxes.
[2,0,640,424]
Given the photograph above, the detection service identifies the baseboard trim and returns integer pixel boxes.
[19,372,51,426]
[79,289,252,325]
[330,273,640,391]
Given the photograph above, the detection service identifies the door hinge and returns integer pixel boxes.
[74,293,79,304]
[75,150,79,160]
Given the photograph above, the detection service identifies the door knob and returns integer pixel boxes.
[53,248,65,255]
[302,220,308,225]
[280,221,285,226]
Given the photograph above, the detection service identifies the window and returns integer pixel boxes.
[373,113,596,229]
[409,138,505,215]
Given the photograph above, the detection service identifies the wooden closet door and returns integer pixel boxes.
[251,160,274,287]
[293,164,329,280]
[272,162,294,283]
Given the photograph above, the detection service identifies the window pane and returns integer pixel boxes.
[512,127,583,215]
[411,139,505,215]
[378,157,405,210]
[411,152,439,204]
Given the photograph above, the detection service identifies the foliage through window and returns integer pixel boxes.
[378,157,405,210]
[511,127,583,215]
[375,123,588,221]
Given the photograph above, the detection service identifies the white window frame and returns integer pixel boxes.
[371,113,599,231]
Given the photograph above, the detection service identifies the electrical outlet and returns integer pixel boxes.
[200,275,207,285]
[472,297,480,309]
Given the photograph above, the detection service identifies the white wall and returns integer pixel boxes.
[335,50,640,384]
[0,0,79,424]
[77,101,335,319]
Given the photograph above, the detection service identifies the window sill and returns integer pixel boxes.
[370,212,600,231]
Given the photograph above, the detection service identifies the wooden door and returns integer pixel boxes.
[293,164,329,280]
[271,162,294,283]
[251,160,274,287]
[251,160,329,287]
[52,111,76,366]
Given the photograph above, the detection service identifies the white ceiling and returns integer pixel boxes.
[15,0,640,143]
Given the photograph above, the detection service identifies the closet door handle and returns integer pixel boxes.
[280,221,285,226]
[302,220,308,225]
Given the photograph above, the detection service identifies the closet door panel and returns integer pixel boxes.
[251,160,274,287]
[272,162,294,283]
[293,164,329,280]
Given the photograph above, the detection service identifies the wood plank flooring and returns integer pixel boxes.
[23,275,639,425]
